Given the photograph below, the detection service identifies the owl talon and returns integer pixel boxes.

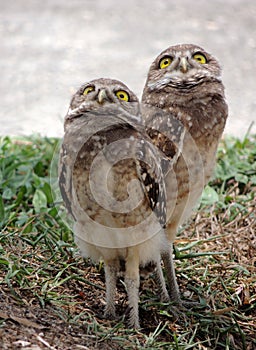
[104,310,116,320]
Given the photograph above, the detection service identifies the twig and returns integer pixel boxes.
[37,334,57,350]
[0,311,43,329]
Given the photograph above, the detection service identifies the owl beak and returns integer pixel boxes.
[98,89,109,104]
[179,57,188,73]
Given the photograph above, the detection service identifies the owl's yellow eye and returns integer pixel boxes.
[115,90,129,102]
[193,53,207,64]
[83,86,95,95]
[159,56,173,69]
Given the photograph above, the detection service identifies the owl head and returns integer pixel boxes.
[142,44,222,97]
[64,78,140,131]
[68,78,137,111]
[64,78,140,130]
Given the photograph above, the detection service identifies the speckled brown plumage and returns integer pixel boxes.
[142,44,228,304]
[58,78,171,328]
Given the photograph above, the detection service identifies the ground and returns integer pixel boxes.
[0,136,255,349]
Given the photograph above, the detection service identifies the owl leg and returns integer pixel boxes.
[162,245,202,310]
[155,259,170,302]
[125,248,140,329]
[161,245,181,304]
[104,260,119,319]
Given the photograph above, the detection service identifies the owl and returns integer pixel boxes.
[142,44,228,306]
[59,78,171,328]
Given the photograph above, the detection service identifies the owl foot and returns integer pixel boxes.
[179,299,204,309]
[104,306,116,320]
[165,299,204,325]
[170,292,206,309]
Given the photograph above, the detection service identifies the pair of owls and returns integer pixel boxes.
[59,44,228,328]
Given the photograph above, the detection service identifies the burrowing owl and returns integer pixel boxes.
[142,44,228,306]
[59,78,171,328]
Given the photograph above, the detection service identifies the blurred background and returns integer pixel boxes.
[0,0,255,137]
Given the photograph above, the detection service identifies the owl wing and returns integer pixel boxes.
[134,135,168,228]
[58,142,75,219]
[141,104,186,163]
[103,123,168,229]
[108,105,171,228]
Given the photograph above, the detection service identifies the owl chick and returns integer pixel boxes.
[142,44,228,306]
[59,78,171,328]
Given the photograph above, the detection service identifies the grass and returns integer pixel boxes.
[0,133,255,349]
